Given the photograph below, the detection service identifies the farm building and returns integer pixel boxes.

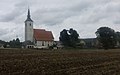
[80,38,97,48]
[80,38,120,49]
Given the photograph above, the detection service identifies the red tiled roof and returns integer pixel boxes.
[34,29,54,41]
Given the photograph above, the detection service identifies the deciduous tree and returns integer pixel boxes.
[59,28,79,47]
[95,27,116,49]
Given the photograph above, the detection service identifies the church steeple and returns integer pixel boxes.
[25,8,33,22]
[27,9,30,19]
[25,8,34,42]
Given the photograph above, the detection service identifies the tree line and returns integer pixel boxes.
[59,27,120,50]
[0,38,22,48]
[0,26,120,49]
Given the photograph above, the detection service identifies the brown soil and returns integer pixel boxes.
[0,49,120,75]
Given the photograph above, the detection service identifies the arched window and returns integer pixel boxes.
[30,23,31,26]
[42,41,44,46]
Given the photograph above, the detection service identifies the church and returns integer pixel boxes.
[25,9,54,48]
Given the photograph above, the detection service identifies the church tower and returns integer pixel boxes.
[25,9,33,42]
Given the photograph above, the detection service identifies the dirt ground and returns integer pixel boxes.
[0,49,120,75]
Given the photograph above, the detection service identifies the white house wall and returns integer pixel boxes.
[35,41,54,48]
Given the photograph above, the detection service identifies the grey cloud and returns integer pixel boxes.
[114,20,120,24]
[75,1,120,24]
[114,22,120,24]
[34,0,116,26]
[32,1,93,26]
[0,25,24,41]
[0,28,15,41]
[0,0,120,41]
[0,0,27,22]
[0,29,9,36]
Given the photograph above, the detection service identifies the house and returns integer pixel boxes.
[116,41,120,48]
[80,38,120,49]
[80,38,97,48]
[0,44,4,48]
[24,9,54,48]
[33,29,54,48]
[54,41,64,49]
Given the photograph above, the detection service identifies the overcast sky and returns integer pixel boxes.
[0,0,120,41]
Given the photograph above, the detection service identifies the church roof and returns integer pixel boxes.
[33,29,54,41]
[25,9,33,22]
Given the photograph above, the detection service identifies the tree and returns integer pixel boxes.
[15,38,21,48]
[0,40,7,48]
[95,27,116,49]
[116,32,120,41]
[59,29,70,46]
[9,38,21,48]
[59,28,79,47]
[69,28,79,47]
[9,39,16,48]
[116,32,120,47]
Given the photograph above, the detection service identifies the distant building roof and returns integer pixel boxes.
[80,38,97,48]
[33,29,54,41]
[81,38,96,43]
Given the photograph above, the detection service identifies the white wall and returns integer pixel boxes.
[35,41,54,48]
[25,21,33,42]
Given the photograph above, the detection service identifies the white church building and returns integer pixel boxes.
[25,9,54,48]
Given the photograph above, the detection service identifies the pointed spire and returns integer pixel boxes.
[27,8,30,18]
[25,8,33,22]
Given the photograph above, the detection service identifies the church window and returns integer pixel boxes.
[34,40,37,43]
[42,41,44,46]
[48,43,49,47]
[30,23,31,26]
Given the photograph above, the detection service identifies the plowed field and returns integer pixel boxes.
[0,49,120,75]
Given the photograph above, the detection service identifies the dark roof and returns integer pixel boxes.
[81,38,97,43]
[34,29,54,41]
[25,18,33,22]
[25,9,33,22]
